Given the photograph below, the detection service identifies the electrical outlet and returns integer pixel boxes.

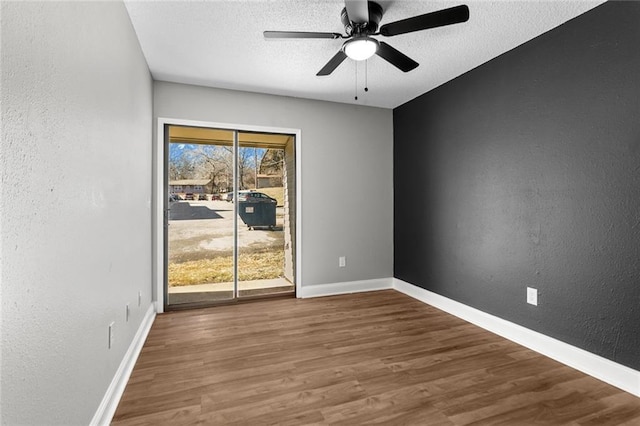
[126,304,130,322]
[339,256,346,268]
[108,322,115,349]
[527,287,538,306]
[138,291,141,307]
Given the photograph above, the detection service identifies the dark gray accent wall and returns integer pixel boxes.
[393,1,640,371]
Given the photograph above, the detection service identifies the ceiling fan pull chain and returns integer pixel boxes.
[365,59,369,92]
[354,61,358,101]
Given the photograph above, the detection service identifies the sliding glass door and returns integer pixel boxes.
[164,125,295,309]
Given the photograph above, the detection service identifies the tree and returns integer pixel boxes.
[259,149,284,175]
[169,155,197,180]
[235,147,252,189]
[190,145,232,193]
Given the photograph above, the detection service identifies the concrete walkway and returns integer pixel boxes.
[168,277,293,293]
[168,278,294,304]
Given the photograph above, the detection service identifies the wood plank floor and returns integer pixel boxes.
[112,290,640,425]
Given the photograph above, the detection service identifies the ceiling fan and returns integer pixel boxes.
[264,0,469,76]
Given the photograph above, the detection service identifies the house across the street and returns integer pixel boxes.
[169,179,211,195]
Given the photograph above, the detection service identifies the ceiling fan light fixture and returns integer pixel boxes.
[343,37,378,61]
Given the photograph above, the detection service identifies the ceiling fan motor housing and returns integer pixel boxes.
[341,1,383,36]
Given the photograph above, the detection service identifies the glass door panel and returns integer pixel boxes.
[166,127,236,306]
[236,133,295,298]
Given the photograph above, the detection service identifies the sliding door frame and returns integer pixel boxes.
[154,117,302,313]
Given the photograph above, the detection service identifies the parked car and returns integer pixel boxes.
[184,193,194,200]
[226,190,253,202]
[237,192,276,203]
[198,194,207,201]
[169,194,182,202]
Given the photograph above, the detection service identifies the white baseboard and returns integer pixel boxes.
[90,303,157,426]
[393,278,640,397]
[298,277,393,298]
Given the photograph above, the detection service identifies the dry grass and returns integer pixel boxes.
[168,249,284,286]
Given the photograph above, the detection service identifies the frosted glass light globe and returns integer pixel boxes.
[344,37,378,61]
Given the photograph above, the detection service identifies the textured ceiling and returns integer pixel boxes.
[124,0,604,109]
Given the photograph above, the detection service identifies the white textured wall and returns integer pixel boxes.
[154,82,394,291]
[1,2,153,424]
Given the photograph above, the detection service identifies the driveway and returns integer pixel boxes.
[168,199,284,263]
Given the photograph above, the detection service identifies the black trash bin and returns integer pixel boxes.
[238,200,276,230]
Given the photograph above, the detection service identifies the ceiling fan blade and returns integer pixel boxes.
[264,31,343,40]
[317,50,348,76]
[345,0,369,24]
[375,42,419,72]
[379,5,469,37]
